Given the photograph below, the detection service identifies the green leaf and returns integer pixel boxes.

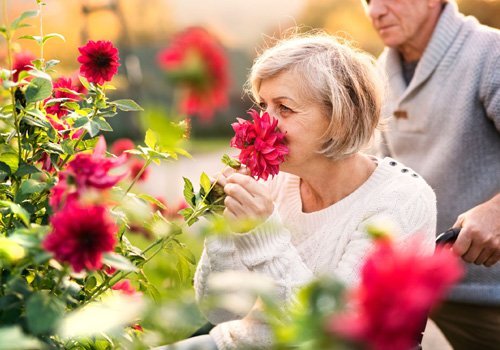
[10,10,39,31]
[102,253,138,272]
[0,201,30,227]
[0,151,18,173]
[182,177,195,207]
[84,120,101,138]
[94,117,113,132]
[144,129,157,149]
[221,154,241,169]
[84,276,97,290]
[45,59,60,70]
[200,172,212,195]
[26,291,65,335]
[73,116,90,128]
[25,77,52,103]
[137,193,166,209]
[42,33,65,44]
[109,99,143,112]
[16,179,46,202]
[14,163,40,177]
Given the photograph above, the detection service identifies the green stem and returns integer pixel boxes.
[38,2,44,64]
[122,158,152,197]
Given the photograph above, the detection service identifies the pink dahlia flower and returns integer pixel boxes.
[49,136,128,210]
[78,40,120,85]
[230,109,288,180]
[43,202,118,272]
[45,76,86,117]
[328,237,463,350]
[12,51,35,81]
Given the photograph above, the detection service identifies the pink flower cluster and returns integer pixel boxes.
[328,237,463,350]
[43,136,127,272]
[230,109,288,180]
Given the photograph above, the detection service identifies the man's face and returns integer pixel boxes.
[363,0,436,49]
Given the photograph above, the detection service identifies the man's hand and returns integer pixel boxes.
[452,194,500,267]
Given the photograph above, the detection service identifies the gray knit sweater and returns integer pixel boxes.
[377,2,500,305]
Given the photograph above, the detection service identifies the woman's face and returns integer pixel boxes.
[257,70,330,173]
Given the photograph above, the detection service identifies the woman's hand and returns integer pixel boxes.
[217,166,274,225]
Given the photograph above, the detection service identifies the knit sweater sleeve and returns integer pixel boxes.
[480,51,500,131]
[334,177,437,287]
[208,209,314,350]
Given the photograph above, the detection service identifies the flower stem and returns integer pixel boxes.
[122,158,152,197]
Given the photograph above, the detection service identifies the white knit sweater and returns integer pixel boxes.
[194,157,437,349]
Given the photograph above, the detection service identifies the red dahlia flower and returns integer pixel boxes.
[112,280,138,295]
[328,237,463,350]
[111,138,135,159]
[12,51,35,81]
[78,40,120,85]
[49,136,128,210]
[230,109,288,180]
[156,27,229,121]
[45,76,86,117]
[43,202,118,272]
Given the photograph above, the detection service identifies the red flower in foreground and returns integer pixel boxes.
[157,27,229,121]
[12,51,35,81]
[45,77,86,117]
[49,136,127,210]
[230,109,288,180]
[43,203,118,272]
[328,237,463,350]
[78,40,120,85]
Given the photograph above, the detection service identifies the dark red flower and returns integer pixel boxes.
[49,136,127,210]
[129,158,149,182]
[77,40,120,85]
[112,279,137,295]
[230,109,288,180]
[328,237,463,350]
[45,77,86,117]
[157,27,229,121]
[43,202,118,272]
[111,138,135,159]
[12,51,35,82]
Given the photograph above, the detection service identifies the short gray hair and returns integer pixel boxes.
[246,31,384,159]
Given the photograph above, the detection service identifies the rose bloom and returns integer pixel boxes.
[328,237,463,350]
[43,202,118,272]
[45,76,86,117]
[49,136,127,210]
[230,109,288,180]
[78,40,120,85]
[12,51,35,81]
[157,27,229,121]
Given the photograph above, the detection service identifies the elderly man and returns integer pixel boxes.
[363,0,500,349]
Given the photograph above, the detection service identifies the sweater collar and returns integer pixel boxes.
[382,2,465,101]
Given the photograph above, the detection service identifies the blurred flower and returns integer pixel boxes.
[50,136,127,210]
[157,27,229,121]
[328,237,464,350]
[111,138,135,159]
[43,202,118,272]
[78,40,120,85]
[230,109,288,180]
[45,76,86,117]
[129,158,149,182]
[12,51,35,81]
[112,280,138,295]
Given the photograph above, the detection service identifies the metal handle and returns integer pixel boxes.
[435,227,461,246]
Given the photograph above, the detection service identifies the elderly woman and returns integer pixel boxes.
[163,32,436,350]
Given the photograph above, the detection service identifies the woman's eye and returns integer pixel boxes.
[258,102,267,111]
[279,104,292,113]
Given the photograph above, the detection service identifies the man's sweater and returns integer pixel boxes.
[194,157,436,349]
[377,1,500,305]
